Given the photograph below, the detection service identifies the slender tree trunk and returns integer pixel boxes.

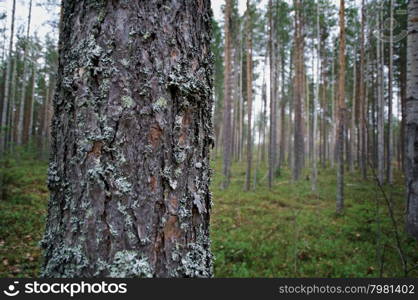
[42,0,214,277]
[312,1,320,193]
[401,52,407,172]
[268,0,276,188]
[0,0,16,155]
[279,54,286,167]
[238,47,243,162]
[406,0,418,239]
[9,52,18,150]
[377,9,385,185]
[306,61,310,168]
[336,0,346,214]
[350,47,357,173]
[222,0,233,189]
[245,0,253,191]
[261,63,267,163]
[17,0,33,146]
[359,0,367,179]
[387,0,394,184]
[330,53,336,168]
[293,0,304,181]
[24,65,36,144]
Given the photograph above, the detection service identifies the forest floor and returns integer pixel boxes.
[0,152,417,277]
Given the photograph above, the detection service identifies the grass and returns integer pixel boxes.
[0,152,49,277]
[0,152,417,277]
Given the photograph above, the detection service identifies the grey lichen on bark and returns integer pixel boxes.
[41,0,214,277]
[406,0,418,239]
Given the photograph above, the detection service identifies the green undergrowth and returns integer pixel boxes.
[0,151,417,277]
[0,150,48,277]
[210,157,418,277]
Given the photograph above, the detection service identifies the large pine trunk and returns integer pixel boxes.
[42,0,214,277]
[406,0,418,239]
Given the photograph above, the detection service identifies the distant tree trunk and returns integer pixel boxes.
[401,50,407,172]
[377,9,385,186]
[406,0,418,239]
[330,51,336,168]
[17,0,33,146]
[350,46,356,173]
[336,0,346,214]
[359,0,367,179]
[261,63,267,163]
[292,0,304,181]
[312,1,320,192]
[231,23,241,162]
[279,54,286,167]
[0,0,15,154]
[245,0,253,191]
[306,63,310,168]
[9,51,18,149]
[236,30,244,162]
[320,55,328,169]
[222,0,233,189]
[288,49,294,169]
[386,0,394,184]
[40,74,55,158]
[268,0,276,188]
[23,65,36,144]
[42,0,214,277]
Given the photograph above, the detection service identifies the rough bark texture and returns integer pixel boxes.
[406,0,418,239]
[42,0,214,278]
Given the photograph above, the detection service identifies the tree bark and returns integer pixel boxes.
[292,0,304,181]
[42,0,214,277]
[17,0,33,146]
[0,0,15,154]
[350,46,356,173]
[336,0,346,214]
[387,0,394,184]
[245,0,253,191]
[268,0,276,188]
[312,1,320,192]
[377,8,385,186]
[222,0,233,189]
[405,0,418,239]
[359,0,367,179]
